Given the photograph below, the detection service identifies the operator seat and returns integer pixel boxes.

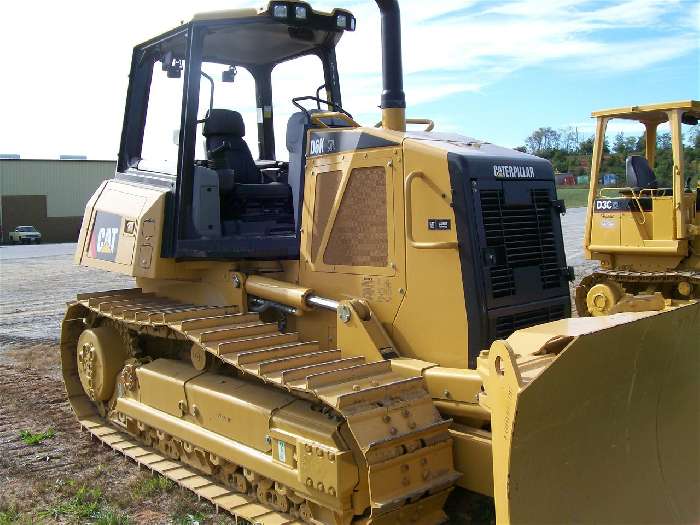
[286,112,311,223]
[286,110,350,225]
[203,109,259,185]
[625,155,658,190]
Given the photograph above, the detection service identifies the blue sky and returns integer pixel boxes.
[415,54,698,146]
[338,0,699,145]
[1,0,698,159]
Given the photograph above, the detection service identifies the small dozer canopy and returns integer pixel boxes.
[591,99,700,123]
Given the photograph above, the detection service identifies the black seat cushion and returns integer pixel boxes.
[235,182,293,202]
[626,155,658,190]
[204,109,259,185]
[221,182,294,226]
[203,109,246,137]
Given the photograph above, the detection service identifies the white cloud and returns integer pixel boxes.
[339,0,696,71]
[0,0,696,159]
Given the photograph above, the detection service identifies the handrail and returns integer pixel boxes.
[407,118,435,131]
[597,187,652,225]
[375,118,434,132]
[310,111,360,129]
[598,187,670,198]
[405,171,458,250]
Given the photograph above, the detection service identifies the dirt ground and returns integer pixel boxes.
[0,211,595,524]
[0,248,236,524]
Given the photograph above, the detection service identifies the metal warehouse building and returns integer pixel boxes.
[0,159,116,243]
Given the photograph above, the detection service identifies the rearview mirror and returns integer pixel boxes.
[161,51,182,78]
[167,59,183,79]
[222,66,237,83]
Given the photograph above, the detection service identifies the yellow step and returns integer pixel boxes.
[189,322,279,343]
[279,357,366,385]
[177,313,261,331]
[256,349,341,376]
[215,332,299,356]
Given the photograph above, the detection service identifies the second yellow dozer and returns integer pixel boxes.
[61,2,699,523]
[577,100,700,316]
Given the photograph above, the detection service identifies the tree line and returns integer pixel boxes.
[517,126,700,186]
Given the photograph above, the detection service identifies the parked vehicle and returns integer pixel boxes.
[9,225,42,244]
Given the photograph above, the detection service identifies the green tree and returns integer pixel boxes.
[525,127,561,155]
[657,132,672,150]
[613,132,627,155]
[613,133,639,156]
[520,124,698,187]
[578,137,594,155]
[550,149,569,172]
[691,126,700,149]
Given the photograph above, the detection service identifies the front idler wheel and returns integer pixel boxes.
[76,326,128,402]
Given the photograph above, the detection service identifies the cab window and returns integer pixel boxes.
[272,54,326,161]
[138,33,187,175]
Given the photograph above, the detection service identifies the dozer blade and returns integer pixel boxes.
[479,302,699,524]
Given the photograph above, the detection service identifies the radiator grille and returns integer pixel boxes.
[493,303,567,340]
[480,188,561,299]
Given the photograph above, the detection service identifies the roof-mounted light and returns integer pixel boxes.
[272,4,288,18]
[268,3,356,32]
[334,11,356,31]
[295,5,308,19]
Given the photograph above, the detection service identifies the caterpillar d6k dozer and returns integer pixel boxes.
[577,101,700,316]
[61,2,699,523]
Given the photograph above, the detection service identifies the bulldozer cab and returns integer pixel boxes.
[117,2,356,260]
[584,101,699,269]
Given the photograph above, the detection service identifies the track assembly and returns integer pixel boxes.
[61,288,459,525]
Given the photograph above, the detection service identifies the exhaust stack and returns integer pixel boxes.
[375,0,406,131]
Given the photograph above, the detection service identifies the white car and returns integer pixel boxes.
[9,225,42,244]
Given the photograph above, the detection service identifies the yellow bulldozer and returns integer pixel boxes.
[577,100,700,316]
[61,2,699,523]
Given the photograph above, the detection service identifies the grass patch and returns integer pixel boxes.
[167,490,238,525]
[556,186,589,209]
[94,508,131,525]
[131,474,175,499]
[172,512,207,525]
[39,484,129,524]
[18,428,55,445]
[40,486,102,520]
[0,508,21,525]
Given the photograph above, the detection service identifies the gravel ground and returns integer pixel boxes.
[0,243,134,343]
[0,210,596,523]
[561,207,600,287]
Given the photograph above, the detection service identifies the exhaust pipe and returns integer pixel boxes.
[375,0,406,131]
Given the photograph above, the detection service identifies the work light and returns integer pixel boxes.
[295,5,308,19]
[272,4,288,18]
